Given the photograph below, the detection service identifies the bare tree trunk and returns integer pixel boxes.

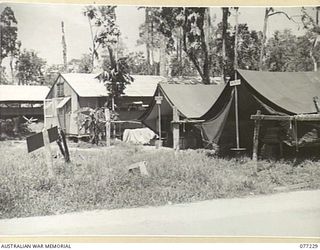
[107,46,116,70]
[145,8,151,74]
[180,8,211,84]
[221,7,229,83]
[182,16,204,81]
[179,27,183,76]
[159,37,167,77]
[234,7,239,77]
[150,14,155,74]
[61,21,68,73]
[87,16,95,71]
[9,54,14,84]
[259,8,270,71]
[200,27,210,84]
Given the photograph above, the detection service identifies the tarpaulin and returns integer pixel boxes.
[122,127,157,145]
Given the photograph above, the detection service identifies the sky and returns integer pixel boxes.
[0,3,316,66]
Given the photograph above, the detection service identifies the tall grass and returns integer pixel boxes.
[0,141,319,219]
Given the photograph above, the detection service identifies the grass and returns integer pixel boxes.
[0,140,320,219]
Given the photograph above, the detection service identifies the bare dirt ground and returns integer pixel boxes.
[1,189,319,237]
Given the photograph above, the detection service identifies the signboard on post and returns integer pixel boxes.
[27,126,59,153]
[26,126,59,178]
[230,79,241,86]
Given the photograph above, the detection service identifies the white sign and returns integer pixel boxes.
[230,79,241,86]
[155,96,163,104]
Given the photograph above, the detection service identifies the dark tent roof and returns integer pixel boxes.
[200,69,320,148]
[140,83,227,133]
[237,69,320,114]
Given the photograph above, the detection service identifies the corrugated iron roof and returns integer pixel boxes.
[61,73,165,97]
[0,85,49,102]
[238,69,320,114]
[124,75,166,97]
[61,73,107,97]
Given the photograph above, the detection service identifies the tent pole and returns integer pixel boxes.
[235,85,240,149]
[234,71,240,149]
[156,92,162,148]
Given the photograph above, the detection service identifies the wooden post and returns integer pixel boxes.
[42,129,54,178]
[173,106,180,151]
[158,101,162,147]
[111,96,116,138]
[60,129,70,163]
[294,119,299,152]
[234,86,240,149]
[105,108,111,147]
[155,93,163,148]
[252,110,261,161]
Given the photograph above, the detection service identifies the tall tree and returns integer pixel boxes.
[83,6,120,72]
[15,49,46,85]
[233,7,239,77]
[264,29,320,72]
[221,7,230,82]
[83,5,133,112]
[236,24,262,71]
[0,6,20,83]
[61,21,68,72]
[137,7,165,75]
[265,29,297,71]
[157,7,211,84]
[301,6,320,71]
[259,8,294,70]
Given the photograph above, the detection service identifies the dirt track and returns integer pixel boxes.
[1,190,319,237]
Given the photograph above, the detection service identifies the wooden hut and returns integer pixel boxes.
[44,73,165,137]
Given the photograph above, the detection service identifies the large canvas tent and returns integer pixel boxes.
[199,69,320,154]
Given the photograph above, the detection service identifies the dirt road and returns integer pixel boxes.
[1,190,319,237]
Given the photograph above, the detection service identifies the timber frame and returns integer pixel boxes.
[250,110,320,161]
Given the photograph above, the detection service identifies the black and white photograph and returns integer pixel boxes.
[0,0,320,239]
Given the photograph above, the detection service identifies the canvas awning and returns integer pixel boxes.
[57,97,71,109]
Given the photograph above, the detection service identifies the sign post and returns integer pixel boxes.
[230,78,246,154]
[42,129,54,178]
[26,126,62,177]
[155,94,163,148]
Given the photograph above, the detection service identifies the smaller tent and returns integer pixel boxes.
[140,82,232,148]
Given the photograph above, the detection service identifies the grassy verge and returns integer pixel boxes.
[0,141,320,219]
